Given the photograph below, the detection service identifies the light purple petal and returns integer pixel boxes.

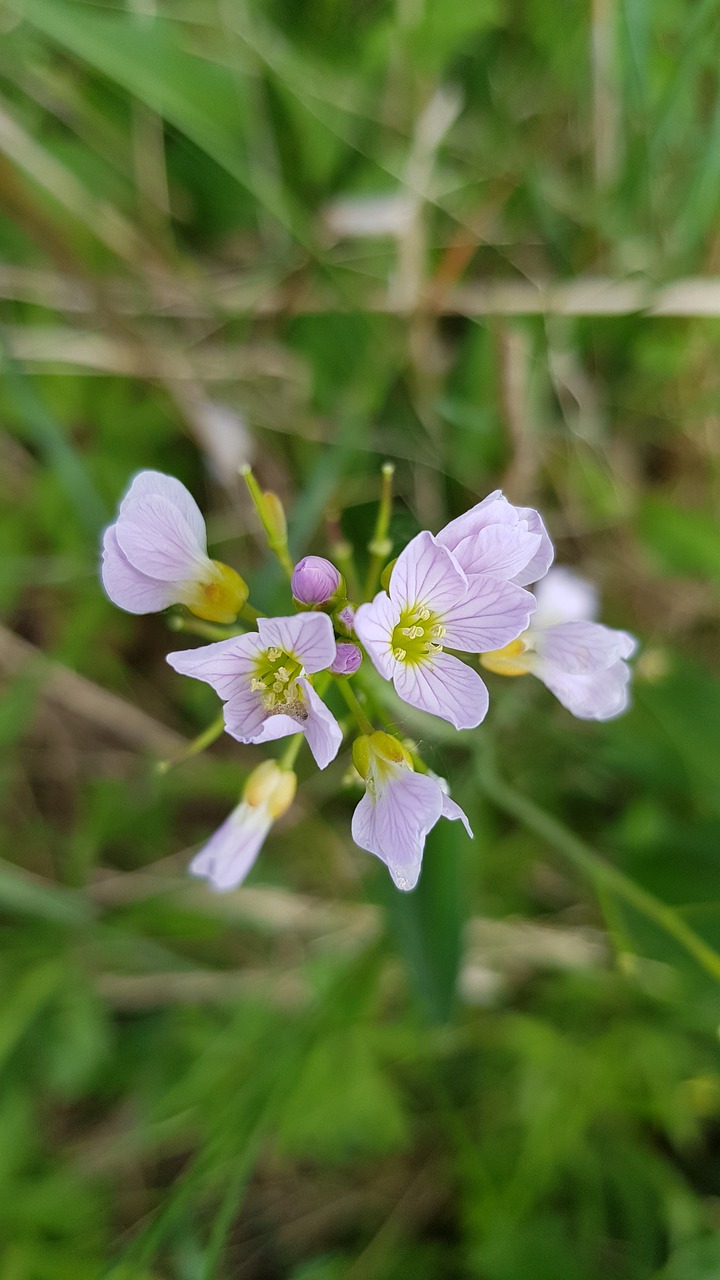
[435,490,507,552]
[257,612,336,674]
[250,710,304,746]
[441,793,473,838]
[538,659,632,720]
[101,525,177,614]
[533,567,598,625]
[351,768,444,891]
[511,505,554,586]
[166,633,265,700]
[222,683,272,741]
[448,523,542,581]
[120,470,207,551]
[393,652,489,729]
[389,531,467,613]
[115,494,209,581]
[189,803,271,891]
[297,677,343,769]
[536,620,637,674]
[354,592,401,680]
[442,576,535,652]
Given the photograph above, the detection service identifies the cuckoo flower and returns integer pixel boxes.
[190,761,296,891]
[167,612,342,768]
[436,490,554,587]
[480,566,637,720]
[351,732,472,891]
[101,470,247,623]
[354,531,534,729]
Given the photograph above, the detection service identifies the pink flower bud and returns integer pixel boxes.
[330,642,362,677]
[291,556,342,605]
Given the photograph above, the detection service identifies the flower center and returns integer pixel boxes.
[250,647,306,716]
[479,635,532,677]
[391,604,446,664]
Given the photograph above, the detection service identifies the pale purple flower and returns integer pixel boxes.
[436,490,554,587]
[354,531,534,729]
[291,555,342,605]
[190,761,296,891]
[480,566,637,720]
[351,732,472,891]
[330,642,363,676]
[167,612,342,768]
[101,470,247,623]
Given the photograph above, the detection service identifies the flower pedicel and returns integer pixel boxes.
[101,469,637,891]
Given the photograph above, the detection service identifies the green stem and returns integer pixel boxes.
[479,760,720,983]
[364,461,395,601]
[335,678,374,735]
[279,733,304,771]
[241,466,293,580]
[156,713,226,774]
[167,616,244,642]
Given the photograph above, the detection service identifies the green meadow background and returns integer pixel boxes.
[2,0,720,1276]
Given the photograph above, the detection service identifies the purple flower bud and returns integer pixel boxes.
[291,556,342,606]
[330,642,363,677]
[335,603,356,634]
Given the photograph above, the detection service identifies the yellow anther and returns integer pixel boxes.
[430,624,446,639]
[266,647,281,662]
[393,646,407,661]
[401,625,424,640]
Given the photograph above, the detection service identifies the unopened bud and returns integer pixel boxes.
[369,730,412,768]
[243,760,297,818]
[334,603,356,635]
[380,558,397,592]
[291,555,342,606]
[262,491,287,544]
[330,642,362,677]
[352,735,372,780]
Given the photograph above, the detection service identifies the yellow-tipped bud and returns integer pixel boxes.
[370,730,413,768]
[352,735,372,780]
[353,731,413,783]
[243,760,297,819]
[187,561,249,624]
[262,491,287,545]
[479,637,530,678]
[379,558,397,591]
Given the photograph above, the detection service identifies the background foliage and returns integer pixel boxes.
[2,0,720,1276]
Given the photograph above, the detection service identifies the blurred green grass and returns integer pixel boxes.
[1,0,720,1276]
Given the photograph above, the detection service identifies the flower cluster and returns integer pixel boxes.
[102,471,637,893]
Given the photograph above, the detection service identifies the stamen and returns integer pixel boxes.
[266,647,281,662]
[418,606,431,621]
[430,625,446,639]
[401,625,425,639]
[250,678,265,692]
[393,647,407,660]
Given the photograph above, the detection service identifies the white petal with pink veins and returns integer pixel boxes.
[352,767,444,891]
[120,470,208,551]
[116,495,209,581]
[389,531,467,613]
[393,651,489,729]
[443,577,535,652]
[101,526,178,614]
[257,612,337,673]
